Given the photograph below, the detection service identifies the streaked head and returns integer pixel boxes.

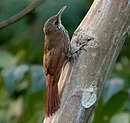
[44,6,66,35]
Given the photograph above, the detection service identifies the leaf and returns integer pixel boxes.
[16,90,44,123]
[102,78,124,103]
[102,91,128,118]
[2,64,29,94]
[0,51,24,69]
[92,98,103,123]
[110,112,130,123]
[0,51,14,68]
[7,97,24,118]
[2,64,45,95]
[12,65,29,82]
[92,91,128,123]
[30,65,46,93]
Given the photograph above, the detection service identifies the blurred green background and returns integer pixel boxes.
[0,0,130,123]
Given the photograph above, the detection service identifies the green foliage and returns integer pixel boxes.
[0,0,130,123]
[93,91,129,123]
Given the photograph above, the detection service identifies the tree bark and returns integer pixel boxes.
[43,0,130,123]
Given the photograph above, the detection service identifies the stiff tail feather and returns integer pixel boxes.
[44,74,60,117]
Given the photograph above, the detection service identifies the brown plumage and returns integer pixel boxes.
[43,6,70,117]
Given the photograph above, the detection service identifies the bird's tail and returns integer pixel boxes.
[44,74,60,117]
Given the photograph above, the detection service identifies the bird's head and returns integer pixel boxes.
[44,6,66,35]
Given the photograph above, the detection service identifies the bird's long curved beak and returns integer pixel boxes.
[56,6,67,18]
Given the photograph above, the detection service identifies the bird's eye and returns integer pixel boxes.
[54,20,59,25]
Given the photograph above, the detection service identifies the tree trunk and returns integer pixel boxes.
[43,0,130,123]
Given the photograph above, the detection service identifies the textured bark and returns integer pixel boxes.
[43,0,130,123]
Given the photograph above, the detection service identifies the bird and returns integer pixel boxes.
[43,6,70,117]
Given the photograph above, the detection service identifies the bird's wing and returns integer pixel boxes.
[44,46,65,77]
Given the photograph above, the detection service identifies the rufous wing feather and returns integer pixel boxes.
[44,47,66,117]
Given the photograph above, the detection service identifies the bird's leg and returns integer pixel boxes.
[62,36,94,69]
[62,42,88,69]
[71,36,94,56]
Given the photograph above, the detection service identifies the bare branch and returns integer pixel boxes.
[43,0,130,123]
[0,0,44,29]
